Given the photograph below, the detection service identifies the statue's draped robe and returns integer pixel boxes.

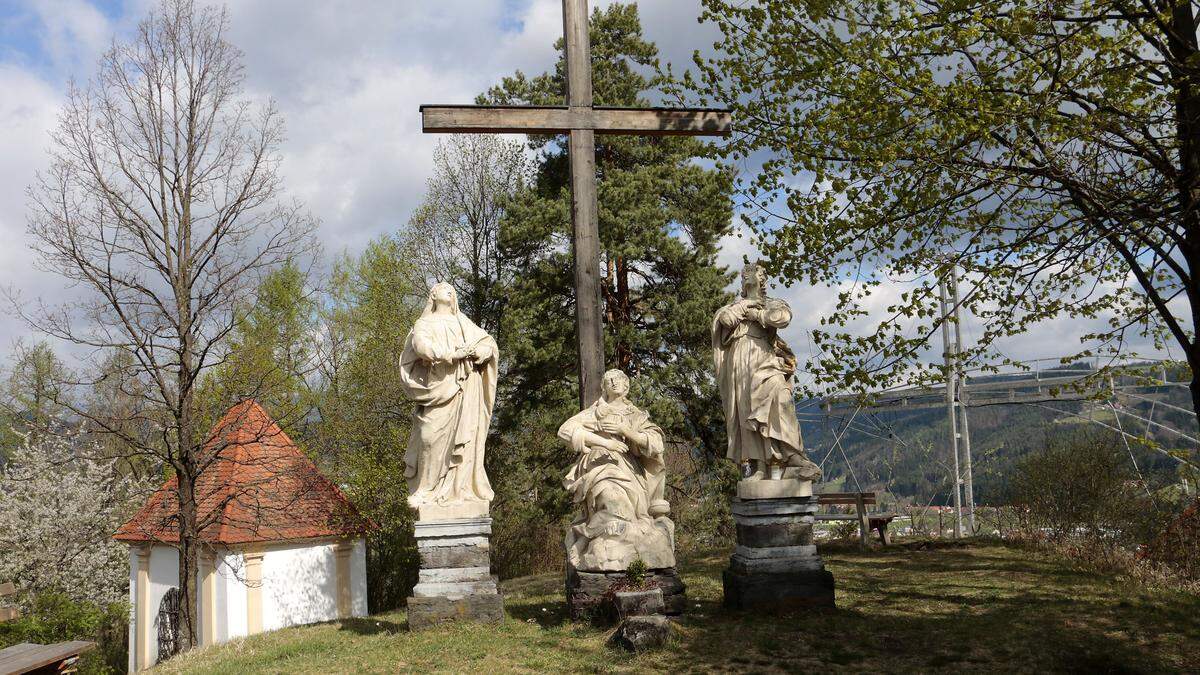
[712,297,820,479]
[400,311,497,506]
[559,398,675,571]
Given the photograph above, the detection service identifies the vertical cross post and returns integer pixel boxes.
[564,0,604,407]
[419,0,731,409]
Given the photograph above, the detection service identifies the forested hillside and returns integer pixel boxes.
[801,381,1194,506]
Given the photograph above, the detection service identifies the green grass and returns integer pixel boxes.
[158,541,1200,674]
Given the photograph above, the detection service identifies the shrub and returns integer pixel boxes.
[1009,428,1148,544]
[0,592,127,674]
[1142,497,1200,582]
[1006,428,1191,584]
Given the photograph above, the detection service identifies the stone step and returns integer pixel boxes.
[418,566,492,584]
[412,578,499,599]
[729,554,826,575]
[734,543,818,559]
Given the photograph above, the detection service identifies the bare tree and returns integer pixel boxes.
[403,135,529,335]
[15,0,316,650]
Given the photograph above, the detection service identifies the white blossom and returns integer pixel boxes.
[0,432,151,607]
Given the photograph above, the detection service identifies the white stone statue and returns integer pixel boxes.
[559,370,675,572]
[713,263,820,483]
[401,282,497,518]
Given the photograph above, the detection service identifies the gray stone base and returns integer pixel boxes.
[406,517,504,631]
[722,568,835,611]
[722,496,836,611]
[566,566,686,622]
[407,593,504,630]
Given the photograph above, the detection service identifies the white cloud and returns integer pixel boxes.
[0,64,70,348]
[0,0,1181,382]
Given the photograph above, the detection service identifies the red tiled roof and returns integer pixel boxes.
[114,400,376,545]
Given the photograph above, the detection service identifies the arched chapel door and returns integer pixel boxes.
[156,587,181,660]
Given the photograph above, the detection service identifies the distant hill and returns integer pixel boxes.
[799,370,1195,505]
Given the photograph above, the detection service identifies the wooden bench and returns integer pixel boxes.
[0,582,19,623]
[0,584,95,674]
[0,641,95,674]
[814,492,897,545]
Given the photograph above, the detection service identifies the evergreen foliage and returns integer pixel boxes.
[478,3,736,576]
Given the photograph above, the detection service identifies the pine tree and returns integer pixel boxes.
[480,3,735,575]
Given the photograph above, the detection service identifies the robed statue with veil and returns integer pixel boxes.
[713,263,821,483]
[400,283,498,519]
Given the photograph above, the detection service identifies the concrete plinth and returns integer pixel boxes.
[566,566,686,622]
[407,517,504,631]
[722,495,835,610]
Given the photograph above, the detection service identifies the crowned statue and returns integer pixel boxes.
[400,282,498,519]
[713,263,821,483]
[559,370,676,572]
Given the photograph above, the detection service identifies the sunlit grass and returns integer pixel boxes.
[157,541,1200,674]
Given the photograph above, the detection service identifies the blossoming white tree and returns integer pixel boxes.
[0,433,149,607]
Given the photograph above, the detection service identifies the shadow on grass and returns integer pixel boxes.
[654,542,1200,674]
[503,595,572,628]
[337,616,407,635]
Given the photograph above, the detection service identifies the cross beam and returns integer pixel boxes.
[421,105,732,136]
[419,0,731,408]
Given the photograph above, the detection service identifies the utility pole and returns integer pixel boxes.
[939,277,963,539]
[949,266,976,534]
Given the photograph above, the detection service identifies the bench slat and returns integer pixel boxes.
[0,641,95,674]
[817,492,877,505]
[0,582,15,596]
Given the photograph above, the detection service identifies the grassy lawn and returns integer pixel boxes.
[157,540,1200,674]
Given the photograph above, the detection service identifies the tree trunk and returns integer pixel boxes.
[175,464,199,651]
[1169,1,1200,432]
[616,256,631,371]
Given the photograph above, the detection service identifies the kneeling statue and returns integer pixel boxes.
[559,370,675,572]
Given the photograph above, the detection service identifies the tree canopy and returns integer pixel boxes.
[692,0,1200,435]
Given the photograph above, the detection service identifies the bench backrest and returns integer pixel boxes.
[817,492,877,506]
[0,582,19,623]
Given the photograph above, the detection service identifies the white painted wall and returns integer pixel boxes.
[129,545,179,670]
[261,541,338,631]
[126,550,136,674]
[127,537,369,671]
[218,551,248,642]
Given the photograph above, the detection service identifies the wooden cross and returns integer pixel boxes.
[420,0,731,408]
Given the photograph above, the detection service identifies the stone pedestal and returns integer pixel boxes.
[723,485,835,610]
[565,565,686,622]
[407,517,504,631]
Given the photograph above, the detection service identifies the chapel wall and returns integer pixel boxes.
[260,541,339,631]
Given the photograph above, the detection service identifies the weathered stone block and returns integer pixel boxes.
[417,566,491,584]
[729,554,825,575]
[407,593,504,631]
[735,520,814,548]
[736,478,812,499]
[566,567,686,622]
[612,589,663,619]
[411,577,499,598]
[731,497,819,518]
[722,568,835,610]
[419,543,491,569]
[608,615,671,652]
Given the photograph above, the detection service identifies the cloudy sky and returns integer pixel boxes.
[0,0,1175,389]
